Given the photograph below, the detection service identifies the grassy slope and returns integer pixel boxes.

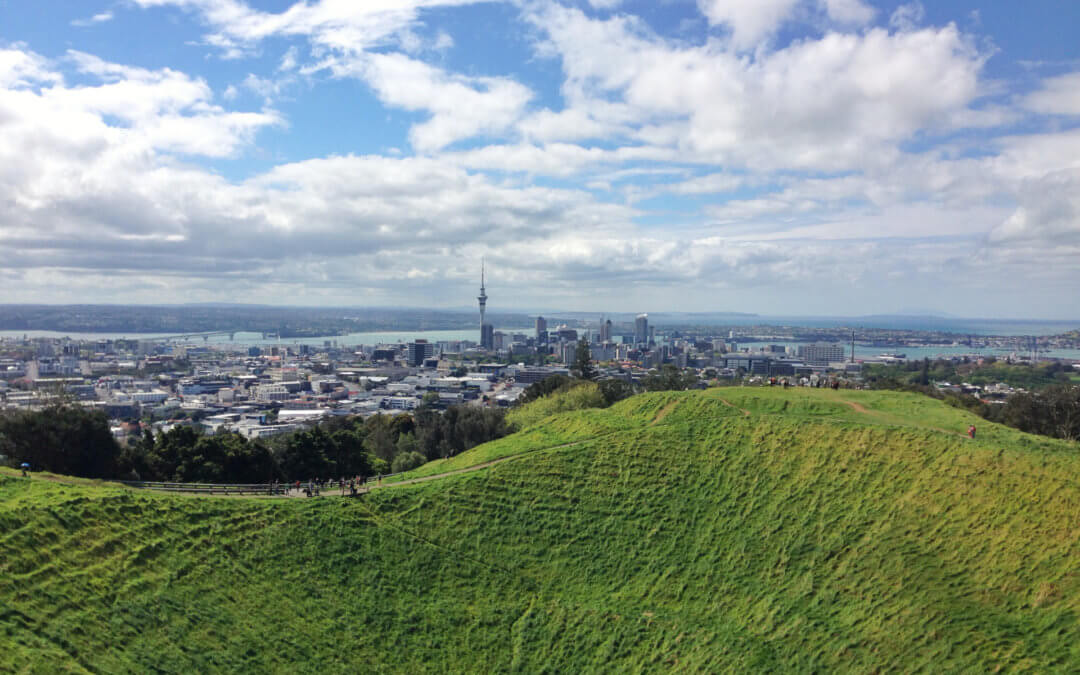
[2,388,1080,672]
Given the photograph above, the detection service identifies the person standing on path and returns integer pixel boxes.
[968,425,976,439]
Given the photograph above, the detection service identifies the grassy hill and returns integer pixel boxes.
[3,387,1079,672]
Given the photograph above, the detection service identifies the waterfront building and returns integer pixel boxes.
[797,343,846,365]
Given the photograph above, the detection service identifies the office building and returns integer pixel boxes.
[798,343,845,365]
[599,318,612,343]
[407,340,434,367]
[535,316,547,342]
[635,313,649,345]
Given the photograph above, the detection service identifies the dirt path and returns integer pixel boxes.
[715,397,751,417]
[650,400,681,425]
[365,455,523,492]
[839,399,870,414]
[836,398,968,439]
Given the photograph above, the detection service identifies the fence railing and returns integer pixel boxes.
[116,475,408,496]
[117,480,288,495]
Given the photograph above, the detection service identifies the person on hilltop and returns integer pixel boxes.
[968,425,977,439]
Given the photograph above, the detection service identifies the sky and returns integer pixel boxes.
[0,1,1078,318]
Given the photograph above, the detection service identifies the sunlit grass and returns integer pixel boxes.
[2,389,1079,672]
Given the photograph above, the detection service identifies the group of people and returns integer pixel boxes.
[281,475,382,498]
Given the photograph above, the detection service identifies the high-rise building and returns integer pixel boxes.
[635,314,649,345]
[598,317,612,343]
[407,340,434,366]
[478,259,489,349]
[535,316,547,343]
[481,324,494,351]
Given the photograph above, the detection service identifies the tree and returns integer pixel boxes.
[598,379,636,406]
[396,432,420,457]
[0,404,121,479]
[277,428,333,480]
[364,423,396,465]
[643,365,697,392]
[572,338,596,381]
[918,357,930,386]
[519,374,575,406]
[391,451,426,474]
[995,385,1080,441]
[421,391,441,408]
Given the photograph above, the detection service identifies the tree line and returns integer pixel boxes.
[0,403,510,482]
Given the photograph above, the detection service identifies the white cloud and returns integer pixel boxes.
[819,0,875,25]
[528,4,986,172]
[889,2,925,31]
[134,0,525,150]
[1023,71,1080,116]
[321,52,532,152]
[278,46,299,72]
[697,0,801,50]
[71,11,115,27]
[0,47,62,88]
[131,0,486,56]
[432,30,455,51]
[989,169,1080,247]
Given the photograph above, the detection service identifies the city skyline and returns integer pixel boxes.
[0,2,1079,318]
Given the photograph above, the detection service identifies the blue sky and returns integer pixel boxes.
[0,0,1078,318]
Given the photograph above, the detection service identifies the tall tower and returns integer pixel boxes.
[478,259,488,348]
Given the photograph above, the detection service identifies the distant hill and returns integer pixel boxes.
[2,388,1079,671]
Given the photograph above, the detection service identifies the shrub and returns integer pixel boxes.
[391,451,427,474]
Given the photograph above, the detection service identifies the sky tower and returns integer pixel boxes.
[478,259,489,348]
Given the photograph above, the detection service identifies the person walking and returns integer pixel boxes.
[968,425,976,439]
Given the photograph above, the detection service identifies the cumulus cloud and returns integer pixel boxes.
[697,0,801,49]
[316,52,533,152]
[1023,71,1080,116]
[697,0,875,49]
[989,169,1080,247]
[525,4,986,172]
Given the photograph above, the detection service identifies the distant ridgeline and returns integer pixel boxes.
[0,304,532,336]
[2,387,1079,671]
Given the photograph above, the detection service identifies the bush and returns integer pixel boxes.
[391,451,427,474]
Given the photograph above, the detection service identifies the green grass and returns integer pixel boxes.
[3,388,1080,672]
